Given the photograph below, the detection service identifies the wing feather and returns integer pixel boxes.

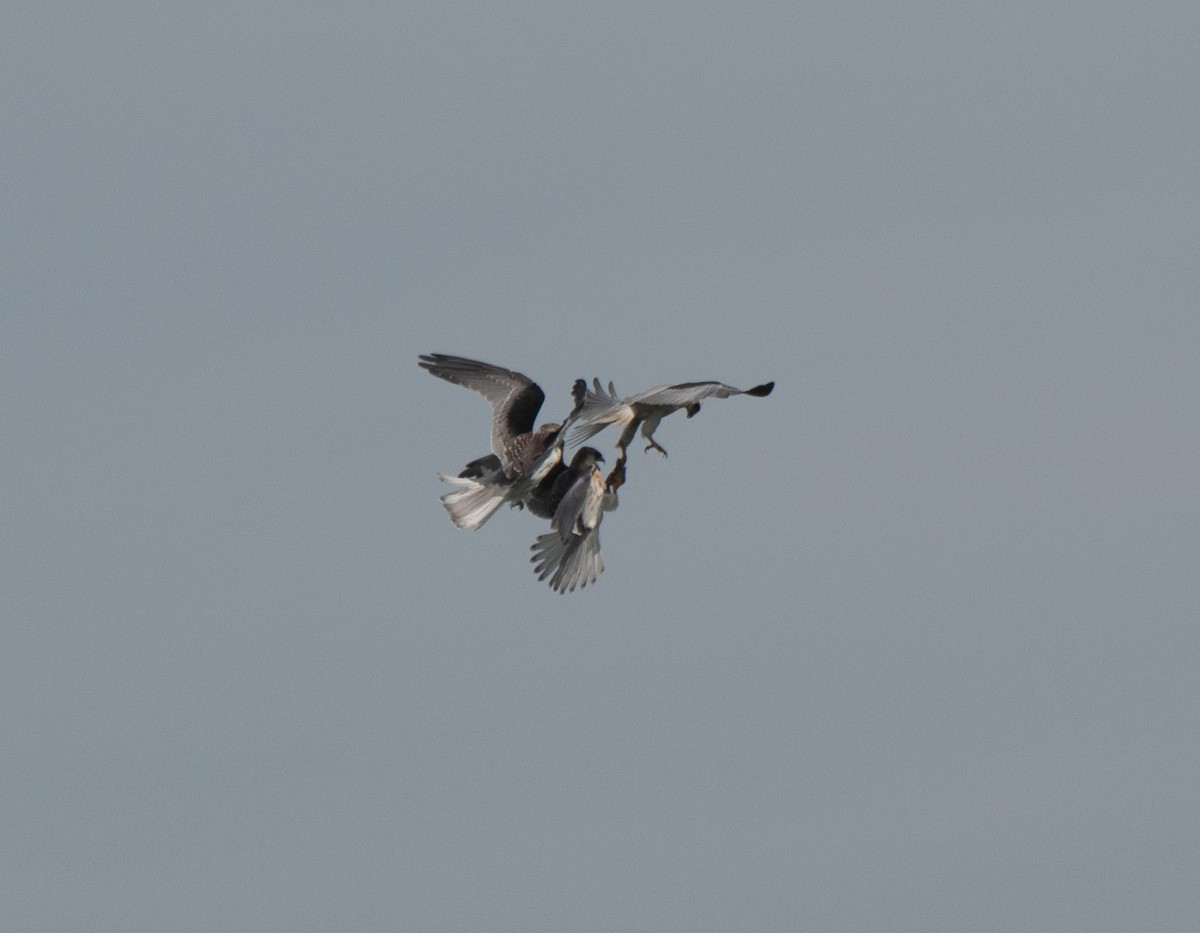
[418,354,546,459]
[627,380,774,408]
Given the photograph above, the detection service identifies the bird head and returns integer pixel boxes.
[569,446,605,468]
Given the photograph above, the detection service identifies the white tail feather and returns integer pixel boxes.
[438,474,505,530]
[531,528,604,593]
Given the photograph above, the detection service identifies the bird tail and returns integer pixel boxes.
[437,474,506,530]
[530,528,604,594]
[568,378,624,446]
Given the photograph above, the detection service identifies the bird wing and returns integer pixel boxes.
[418,354,546,465]
[626,379,775,409]
[456,453,504,481]
[568,378,630,445]
[549,466,598,539]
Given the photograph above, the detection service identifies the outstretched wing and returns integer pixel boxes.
[569,376,774,445]
[626,380,775,409]
[418,354,546,469]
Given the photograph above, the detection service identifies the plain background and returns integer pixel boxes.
[4,3,1198,930]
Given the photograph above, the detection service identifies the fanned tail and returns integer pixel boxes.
[530,528,604,594]
[437,474,506,530]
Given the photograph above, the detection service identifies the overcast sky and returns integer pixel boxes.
[4,2,1198,930]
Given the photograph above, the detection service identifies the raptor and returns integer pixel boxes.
[530,450,624,593]
[570,376,775,460]
[419,353,578,529]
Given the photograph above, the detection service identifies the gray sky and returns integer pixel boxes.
[4,2,1198,930]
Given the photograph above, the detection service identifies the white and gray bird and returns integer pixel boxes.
[419,353,578,529]
[530,449,623,593]
[525,445,606,521]
[569,376,775,459]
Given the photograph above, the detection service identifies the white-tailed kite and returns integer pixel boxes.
[569,376,775,459]
[419,353,578,529]
[530,450,623,594]
[521,445,605,520]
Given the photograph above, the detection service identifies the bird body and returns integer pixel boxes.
[530,449,621,593]
[525,445,603,520]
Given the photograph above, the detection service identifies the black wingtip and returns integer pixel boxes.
[417,353,452,372]
[746,381,775,397]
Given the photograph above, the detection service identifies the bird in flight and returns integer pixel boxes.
[422,354,775,593]
[418,353,578,529]
[570,377,775,459]
[530,449,624,593]
[525,444,608,520]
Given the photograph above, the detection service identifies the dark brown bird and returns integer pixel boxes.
[419,354,574,529]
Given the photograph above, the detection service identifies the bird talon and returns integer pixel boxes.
[606,458,626,491]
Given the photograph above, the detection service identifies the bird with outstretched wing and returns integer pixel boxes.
[569,376,774,460]
[419,353,580,529]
